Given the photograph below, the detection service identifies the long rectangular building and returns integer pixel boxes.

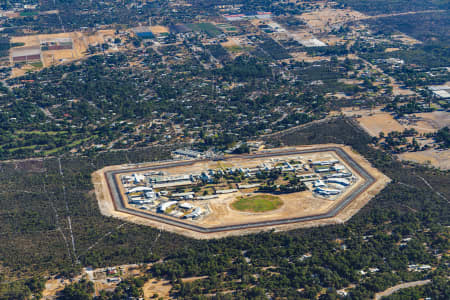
[11,46,42,63]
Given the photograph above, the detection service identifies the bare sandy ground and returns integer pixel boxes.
[398,149,450,170]
[92,144,390,239]
[149,25,169,34]
[10,30,116,73]
[342,108,404,137]
[342,107,449,169]
[43,264,166,299]
[342,107,449,136]
[410,111,450,133]
[385,47,400,52]
[221,38,240,48]
[143,279,173,299]
[299,8,367,32]
[42,278,71,299]
[291,51,330,62]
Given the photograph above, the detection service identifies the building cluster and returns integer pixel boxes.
[428,84,450,100]
[307,159,355,197]
[119,154,357,222]
[121,171,207,220]
[222,12,272,22]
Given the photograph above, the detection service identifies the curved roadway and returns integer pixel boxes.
[104,147,375,234]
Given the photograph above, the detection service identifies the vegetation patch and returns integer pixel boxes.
[231,195,283,212]
[187,23,222,37]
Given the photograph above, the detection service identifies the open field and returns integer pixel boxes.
[149,25,169,35]
[143,279,173,299]
[403,111,450,134]
[93,144,390,239]
[397,149,450,170]
[291,51,331,62]
[342,108,450,136]
[342,107,404,136]
[9,30,116,74]
[299,8,367,32]
[232,195,283,212]
[342,108,449,169]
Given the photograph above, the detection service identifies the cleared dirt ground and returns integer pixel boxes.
[299,8,367,32]
[143,279,173,299]
[10,30,116,74]
[42,278,71,299]
[342,107,405,136]
[291,51,331,62]
[343,107,450,136]
[93,144,390,239]
[398,149,450,170]
[342,107,449,169]
[149,25,170,34]
[406,111,450,133]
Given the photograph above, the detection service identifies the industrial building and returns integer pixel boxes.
[326,178,350,186]
[40,38,73,50]
[126,186,153,194]
[184,207,203,219]
[132,26,155,39]
[173,148,202,158]
[311,159,339,166]
[119,150,357,220]
[314,187,340,196]
[429,85,450,99]
[179,203,194,210]
[11,46,41,63]
[158,201,177,213]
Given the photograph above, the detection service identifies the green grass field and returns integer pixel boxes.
[187,23,222,37]
[232,195,283,212]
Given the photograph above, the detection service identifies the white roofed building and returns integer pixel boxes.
[158,201,177,213]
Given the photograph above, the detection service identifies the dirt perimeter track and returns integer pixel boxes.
[93,144,390,239]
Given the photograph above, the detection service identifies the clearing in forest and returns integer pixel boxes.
[94,144,390,239]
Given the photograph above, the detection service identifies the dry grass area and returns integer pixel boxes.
[93,144,390,239]
[299,8,367,32]
[143,279,173,299]
[10,30,117,75]
[338,78,363,85]
[398,149,450,170]
[408,111,450,133]
[181,275,209,283]
[42,264,151,299]
[221,38,240,48]
[342,107,405,137]
[42,278,71,299]
[391,34,421,45]
[343,107,450,137]
[385,47,400,52]
[291,51,330,62]
[149,25,169,34]
[10,65,35,77]
[392,86,416,96]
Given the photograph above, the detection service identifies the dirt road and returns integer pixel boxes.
[373,280,431,300]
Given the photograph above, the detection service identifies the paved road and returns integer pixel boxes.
[105,147,375,234]
[374,280,431,300]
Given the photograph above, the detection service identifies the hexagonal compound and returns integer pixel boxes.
[93,144,390,239]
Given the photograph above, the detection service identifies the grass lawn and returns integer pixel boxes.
[187,23,222,37]
[30,61,43,68]
[8,145,38,152]
[43,137,92,155]
[20,11,38,17]
[16,130,67,135]
[226,45,243,53]
[232,195,283,213]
